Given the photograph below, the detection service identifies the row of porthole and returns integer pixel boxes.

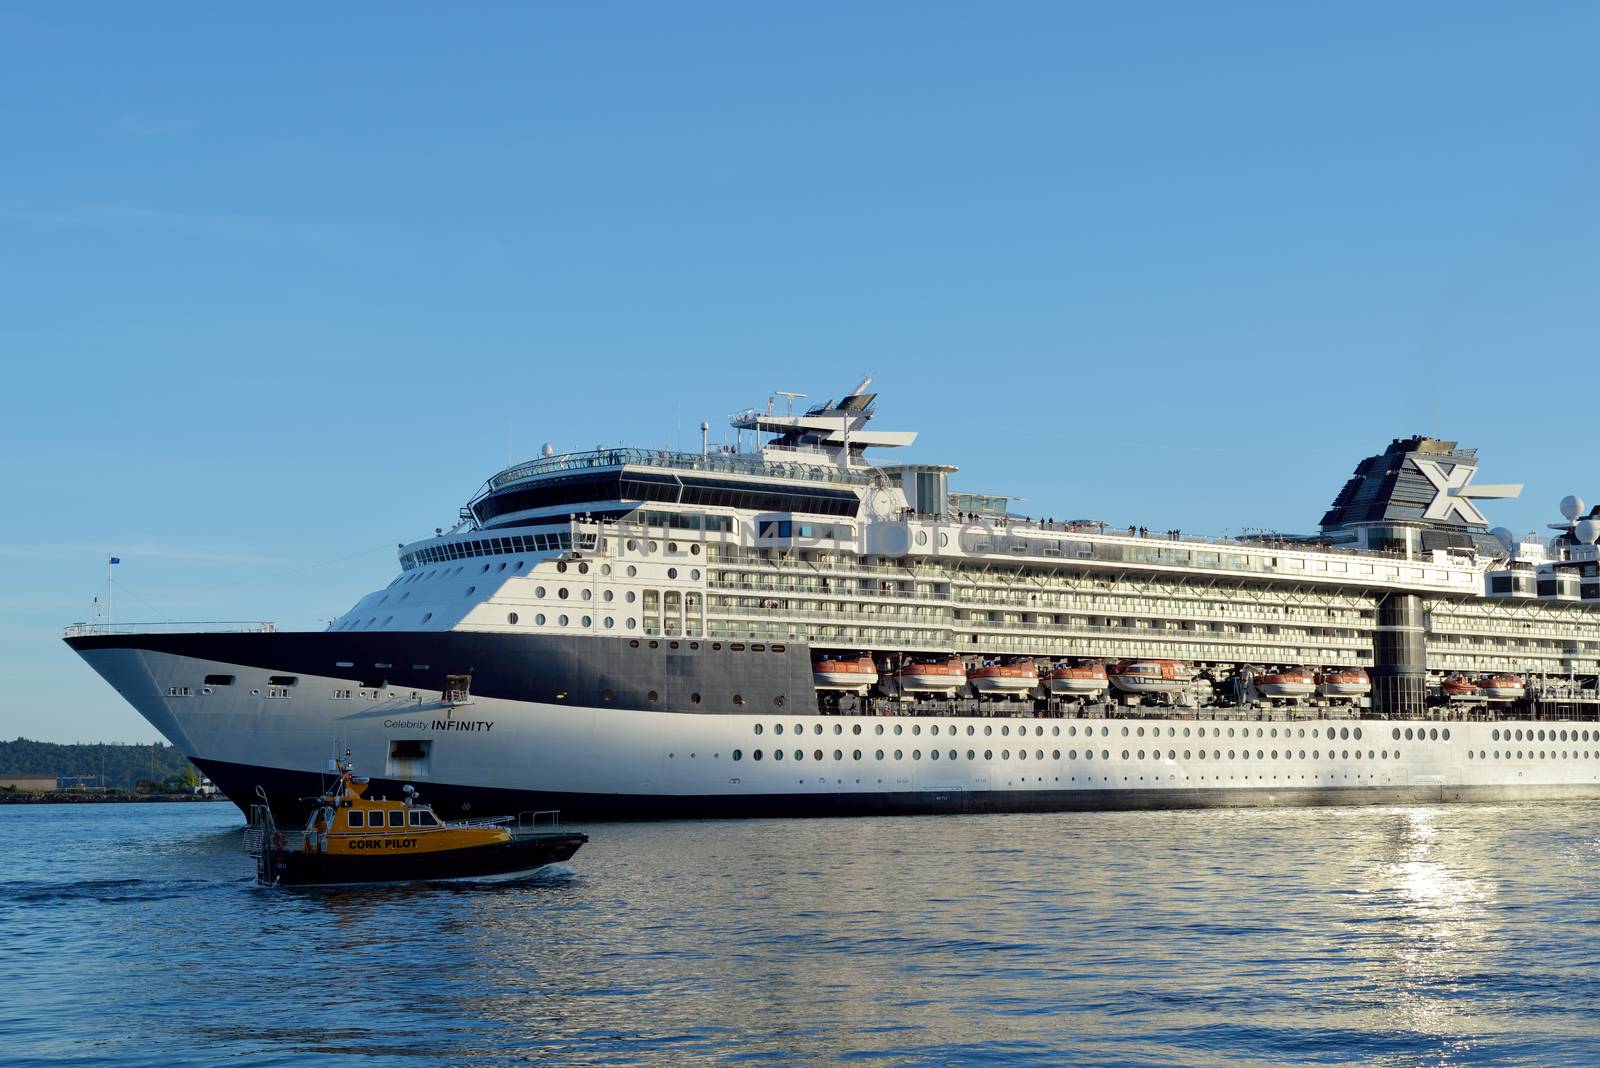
[624,539,703,556]
[754,721,1370,741]
[1469,750,1596,760]
[507,612,631,630]
[1391,727,1451,741]
[732,747,1408,763]
[1490,728,1594,743]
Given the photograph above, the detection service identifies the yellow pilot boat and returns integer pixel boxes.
[245,758,586,887]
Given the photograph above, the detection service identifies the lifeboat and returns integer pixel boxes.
[1477,674,1526,701]
[812,654,879,693]
[1317,668,1371,699]
[1255,667,1317,700]
[969,659,1040,698]
[1106,659,1193,695]
[898,657,967,694]
[1048,662,1110,697]
[1441,676,1482,700]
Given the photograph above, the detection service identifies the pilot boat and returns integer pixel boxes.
[245,758,587,887]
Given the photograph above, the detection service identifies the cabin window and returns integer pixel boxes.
[267,675,298,687]
[348,810,365,828]
[409,811,423,826]
[204,674,234,686]
[389,811,405,828]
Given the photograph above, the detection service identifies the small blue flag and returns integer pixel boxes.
[109,557,120,565]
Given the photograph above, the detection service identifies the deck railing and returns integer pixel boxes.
[62,621,278,638]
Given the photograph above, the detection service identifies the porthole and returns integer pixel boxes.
[558,588,569,599]
[1429,728,1438,741]
[648,541,658,553]
[733,750,742,761]
[421,612,433,624]
[536,586,546,597]
[601,563,612,576]
[1442,728,1450,741]
[626,618,637,629]
[837,750,846,760]
[690,692,700,703]
[554,688,567,700]
[916,530,929,546]
[535,613,546,625]
[668,568,678,579]
[601,689,614,701]
[774,696,785,707]
[579,562,589,574]
[604,617,615,628]
[627,566,637,578]
[753,750,763,761]
[465,586,476,597]
[1405,728,1414,741]
[627,540,638,551]
[626,591,637,603]
[582,589,592,601]
[691,568,701,580]
[582,616,591,626]
[1394,728,1403,740]
[507,612,519,624]
[647,690,658,701]
[558,614,569,626]
[557,561,568,573]
[603,590,614,602]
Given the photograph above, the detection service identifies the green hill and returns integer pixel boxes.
[0,738,197,789]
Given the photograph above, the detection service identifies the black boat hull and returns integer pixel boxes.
[263,832,587,887]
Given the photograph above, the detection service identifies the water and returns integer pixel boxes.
[2,802,1597,1067]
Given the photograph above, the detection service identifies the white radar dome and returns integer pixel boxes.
[541,442,555,457]
[1490,527,1515,552]
[1575,518,1600,545]
[1560,495,1585,521]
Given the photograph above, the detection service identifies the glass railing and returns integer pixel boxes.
[484,447,879,492]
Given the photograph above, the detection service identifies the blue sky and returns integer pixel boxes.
[3,4,1598,743]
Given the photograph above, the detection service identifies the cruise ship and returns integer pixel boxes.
[66,380,1600,820]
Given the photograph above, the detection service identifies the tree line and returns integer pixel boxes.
[0,737,198,789]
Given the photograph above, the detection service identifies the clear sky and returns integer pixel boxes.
[3,4,1598,743]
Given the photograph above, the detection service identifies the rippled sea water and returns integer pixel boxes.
[2,801,1598,1067]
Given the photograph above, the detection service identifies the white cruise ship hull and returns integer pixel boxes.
[69,633,1600,821]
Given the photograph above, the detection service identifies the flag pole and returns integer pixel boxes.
[107,555,113,625]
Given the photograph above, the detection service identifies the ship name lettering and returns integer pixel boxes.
[431,719,494,733]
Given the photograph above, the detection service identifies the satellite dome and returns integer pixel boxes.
[1575,518,1600,545]
[1490,527,1515,552]
[541,442,555,458]
[1560,495,1585,521]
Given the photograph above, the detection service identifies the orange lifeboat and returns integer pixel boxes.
[1106,659,1193,695]
[812,654,878,693]
[1441,676,1482,700]
[969,659,1039,698]
[898,657,966,695]
[1317,668,1371,699]
[1048,662,1109,697]
[1477,674,1525,701]
[1256,667,1317,700]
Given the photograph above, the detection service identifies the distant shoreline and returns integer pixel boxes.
[0,793,232,805]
